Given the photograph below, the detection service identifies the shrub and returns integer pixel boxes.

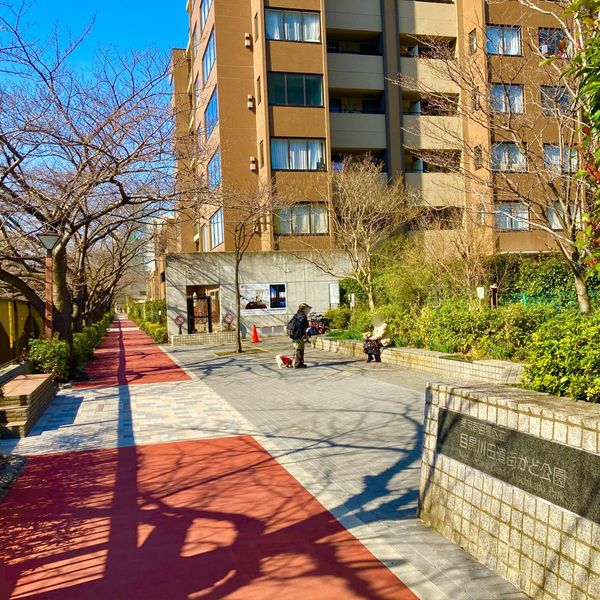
[28,337,70,381]
[524,311,600,402]
[348,310,373,336]
[324,307,352,330]
[153,326,169,344]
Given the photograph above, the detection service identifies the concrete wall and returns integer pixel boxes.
[165,251,348,339]
[420,383,600,600]
[314,337,524,385]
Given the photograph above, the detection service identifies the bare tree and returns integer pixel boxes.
[0,8,188,343]
[321,156,419,310]
[394,7,596,312]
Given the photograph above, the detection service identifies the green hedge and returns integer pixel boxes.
[524,311,600,402]
[28,312,114,381]
[139,321,169,344]
[28,337,71,381]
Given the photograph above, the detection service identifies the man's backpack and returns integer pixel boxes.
[288,314,305,339]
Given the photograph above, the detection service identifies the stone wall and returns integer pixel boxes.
[313,337,523,385]
[420,382,600,600]
[171,331,237,347]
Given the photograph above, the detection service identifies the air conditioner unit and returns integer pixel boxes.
[250,156,258,171]
[244,33,252,48]
[412,158,424,172]
[247,94,255,109]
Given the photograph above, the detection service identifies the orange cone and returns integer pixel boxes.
[251,324,260,344]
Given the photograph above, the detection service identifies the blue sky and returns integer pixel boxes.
[19,1,188,68]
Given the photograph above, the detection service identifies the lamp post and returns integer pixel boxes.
[36,232,61,340]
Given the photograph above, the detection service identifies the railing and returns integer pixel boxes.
[0,298,43,365]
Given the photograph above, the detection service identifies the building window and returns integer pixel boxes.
[195,75,201,108]
[486,26,521,56]
[546,203,562,230]
[268,73,323,107]
[201,0,213,31]
[269,284,287,309]
[492,142,526,172]
[471,88,481,111]
[204,88,219,139]
[544,144,578,173]
[265,9,321,43]
[490,84,524,114]
[202,224,209,251]
[270,138,326,171]
[208,149,222,189]
[468,29,477,54]
[210,208,224,248]
[203,30,216,84]
[275,203,329,235]
[541,85,572,115]
[495,202,529,230]
[254,13,259,42]
[259,140,264,168]
[539,28,569,57]
[474,146,483,170]
[256,76,262,105]
[193,25,199,55]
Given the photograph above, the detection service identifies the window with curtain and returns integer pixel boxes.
[275,203,329,235]
[210,208,224,248]
[468,30,477,55]
[265,9,321,42]
[270,139,325,170]
[539,28,569,57]
[495,202,529,230]
[208,150,221,189]
[490,84,524,113]
[204,88,219,139]
[202,224,209,251]
[492,142,526,172]
[544,144,578,173]
[268,73,323,107]
[201,0,213,31]
[486,26,521,55]
[541,86,572,115]
[546,203,562,230]
[203,30,216,84]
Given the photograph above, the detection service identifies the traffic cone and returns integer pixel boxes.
[251,324,260,344]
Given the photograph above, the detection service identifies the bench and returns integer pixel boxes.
[0,374,56,438]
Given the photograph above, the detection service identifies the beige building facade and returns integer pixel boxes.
[162,0,571,297]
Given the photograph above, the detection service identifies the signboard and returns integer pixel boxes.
[174,315,185,327]
[436,409,600,524]
[240,283,287,316]
[476,287,485,300]
[329,282,340,305]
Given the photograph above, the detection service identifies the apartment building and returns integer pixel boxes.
[168,0,572,266]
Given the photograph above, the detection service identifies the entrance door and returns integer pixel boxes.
[188,296,212,334]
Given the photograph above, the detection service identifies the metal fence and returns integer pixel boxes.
[0,298,43,366]
[500,289,598,309]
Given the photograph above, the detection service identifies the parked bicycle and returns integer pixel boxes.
[306,313,328,336]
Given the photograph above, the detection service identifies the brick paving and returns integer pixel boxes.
[0,323,527,599]
[1,319,432,600]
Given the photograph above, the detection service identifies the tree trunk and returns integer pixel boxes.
[235,257,243,353]
[574,270,592,314]
[52,245,73,345]
[366,265,376,311]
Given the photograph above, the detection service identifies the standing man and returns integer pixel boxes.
[288,303,311,369]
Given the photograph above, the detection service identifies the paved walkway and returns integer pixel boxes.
[0,319,418,600]
[0,322,526,599]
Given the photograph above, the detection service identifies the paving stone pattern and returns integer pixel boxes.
[1,328,527,600]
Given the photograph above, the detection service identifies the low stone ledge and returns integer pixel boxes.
[313,337,524,385]
[420,383,600,599]
[0,362,31,387]
[171,331,237,347]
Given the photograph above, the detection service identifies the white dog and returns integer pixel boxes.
[276,354,293,369]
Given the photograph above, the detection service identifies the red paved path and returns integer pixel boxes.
[0,437,417,600]
[0,318,418,599]
[74,318,190,389]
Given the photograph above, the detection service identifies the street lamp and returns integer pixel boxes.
[36,231,61,340]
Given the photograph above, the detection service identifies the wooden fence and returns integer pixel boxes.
[0,298,43,366]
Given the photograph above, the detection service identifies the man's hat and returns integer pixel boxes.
[299,303,312,312]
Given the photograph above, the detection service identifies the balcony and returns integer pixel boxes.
[399,57,459,94]
[404,172,464,207]
[330,113,387,150]
[325,0,382,32]
[327,53,384,91]
[403,115,461,149]
[398,1,457,38]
